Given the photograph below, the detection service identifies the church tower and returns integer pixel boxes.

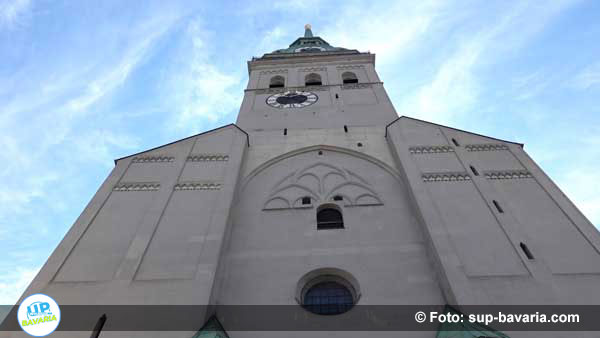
[4,25,600,338]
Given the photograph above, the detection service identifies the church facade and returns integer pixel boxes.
[5,25,600,338]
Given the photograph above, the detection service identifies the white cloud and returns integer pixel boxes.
[569,61,600,90]
[322,1,439,65]
[65,16,178,115]
[0,0,31,29]
[0,266,40,305]
[560,167,600,228]
[399,0,578,123]
[167,19,243,132]
[71,130,140,166]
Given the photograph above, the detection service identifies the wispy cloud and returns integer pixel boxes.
[0,0,31,29]
[0,266,40,305]
[322,0,439,65]
[399,1,578,123]
[165,19,243,133]
[569,61,600,90]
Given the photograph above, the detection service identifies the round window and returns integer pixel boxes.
[303,281,354,315]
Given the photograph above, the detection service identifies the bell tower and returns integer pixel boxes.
[236,25,398,130]
[7,24,600,338]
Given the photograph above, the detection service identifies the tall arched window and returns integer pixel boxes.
[269,75,285,88]
[317,205,343,229]
[342,72,358,84]
[305,73,322,86]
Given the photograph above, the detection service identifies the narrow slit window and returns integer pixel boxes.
[470,165,479,176]
[520,242,534,260]
[302,197,311,205]
[344,125,348,133]
[333,195,343,201]
[493,200,504,213]
[90,314,107,338]
[335,93,339,99]
[284,128,287,135]
[452,138,460,146]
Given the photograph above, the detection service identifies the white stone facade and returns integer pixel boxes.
[3,34,600,338]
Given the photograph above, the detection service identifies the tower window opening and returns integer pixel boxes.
[344,125,348,133]
[493,200,504,213]
[520,242,534,260]
[303,281,354,315]
[357,142,363,147]
[305,73,322,86]
[470,165,479,176]
[342,71,358,84]
[452,138,460,146]
[269,75,285,88]
[317,205,344,230]
[284,128,287,135]
[90,314,107,338]
[335,93,339,99]
[302,197,312,205]
[318,150,323,155]
[333,195,343,201]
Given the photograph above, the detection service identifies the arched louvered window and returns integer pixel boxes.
[305,73,322,86]
[342,71,358,84]
[269,75,285,88]
[303,281,354,315]
[317,206,344,229]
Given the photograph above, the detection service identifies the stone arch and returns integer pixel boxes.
[240,145,402,193]
[250,151,390,210]
[342,71,358,84]
[269,75,285,88]
[305,73,322,86]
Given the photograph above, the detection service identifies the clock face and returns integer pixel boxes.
[266,90,318,109]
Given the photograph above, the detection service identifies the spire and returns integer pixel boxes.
[304,24,313,37]
[267,23,354,55]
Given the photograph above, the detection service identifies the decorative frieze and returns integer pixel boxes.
[299,67,326,72]
[187,154,229,162]
[341,83,372,90]
[113,182,160,191]
[465,144,509,152]
[131,155,174,163]
[259,69,288,75]
[254,86,329,95]
[422,172,471,182]
[485,170,532,180]
[409,146,455,154]
[174,182,222,191]
[336,65,364,70]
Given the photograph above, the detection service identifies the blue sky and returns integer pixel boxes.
[1,0,599,304]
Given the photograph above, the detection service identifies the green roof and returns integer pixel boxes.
[269,24,354,55]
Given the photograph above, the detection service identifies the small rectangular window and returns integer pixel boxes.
[520,242,534,260]
[493,200,504,213]
[470,165,479,176]
[302,197,311,205]
[284,128,287,136]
